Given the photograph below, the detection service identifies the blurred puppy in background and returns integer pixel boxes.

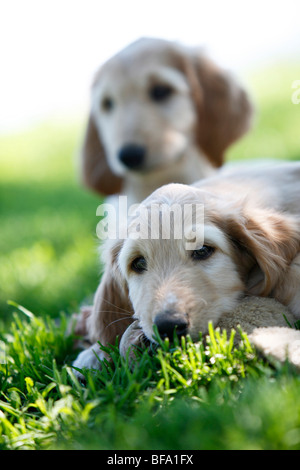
[81,37,253,205]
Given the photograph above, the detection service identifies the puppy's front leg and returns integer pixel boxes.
[72,342,106,379]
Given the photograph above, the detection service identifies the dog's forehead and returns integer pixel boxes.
[143,183,208,207]
[127,184,201,226]
[115,38,178,64]
[121,184,232,256]
[92,38,184,90]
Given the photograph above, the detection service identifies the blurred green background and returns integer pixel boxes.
[0,120,101,321]
[0,61,299,323]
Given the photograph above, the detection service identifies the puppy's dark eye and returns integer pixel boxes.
[131,256,147,273]
[149,84,173,102]
[192,246,215,261]
[101,96,114,112]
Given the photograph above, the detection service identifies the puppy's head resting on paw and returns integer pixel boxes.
[80,37,253,200]
[119,296,296,358]
[81,162,300,370]
[109,185,299,344]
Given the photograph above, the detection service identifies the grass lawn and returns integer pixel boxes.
[0,61,300,450]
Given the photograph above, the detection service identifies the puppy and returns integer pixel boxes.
[81,37,252,205]
[73,162,300,373]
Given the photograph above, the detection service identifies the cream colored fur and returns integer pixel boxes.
[80,37,252,205]
[72,162,300,376]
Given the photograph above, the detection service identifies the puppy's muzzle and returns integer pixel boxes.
[154,310,189,340]
[118,144,146,170]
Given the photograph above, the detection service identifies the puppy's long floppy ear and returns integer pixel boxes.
[87,240,134,346]
[224,208,300,296]
[176,49,253,167]
[81,114,123,196]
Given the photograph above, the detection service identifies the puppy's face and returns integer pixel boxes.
[91,43,197,176]
[117,190,244,342]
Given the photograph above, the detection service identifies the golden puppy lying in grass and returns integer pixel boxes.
[73,162,300,374]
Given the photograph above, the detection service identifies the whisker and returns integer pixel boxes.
[100,310,132,317]
[105,317,133,330]
[99,297,133,315]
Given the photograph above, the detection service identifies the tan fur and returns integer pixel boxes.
[86,239,134,346]
[81,37,252,204]
[87,269,133,346]
[217,296,296,335]
[73,162,300,374]
[81,115,123,195]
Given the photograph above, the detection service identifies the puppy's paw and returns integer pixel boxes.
[119,320,146,360]
[72,342,105,380]
[249,326,300,370]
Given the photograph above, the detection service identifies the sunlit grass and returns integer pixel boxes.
[228,61,300,162]
[0,121,102,320]
[1,310,299,450]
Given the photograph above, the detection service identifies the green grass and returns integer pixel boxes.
[0,61,300,450]
[0,120,102,321]
[229,61,300,162]
[1,310,300,450]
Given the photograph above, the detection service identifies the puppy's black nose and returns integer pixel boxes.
[154,311,189,340]
[118,144,146,169]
